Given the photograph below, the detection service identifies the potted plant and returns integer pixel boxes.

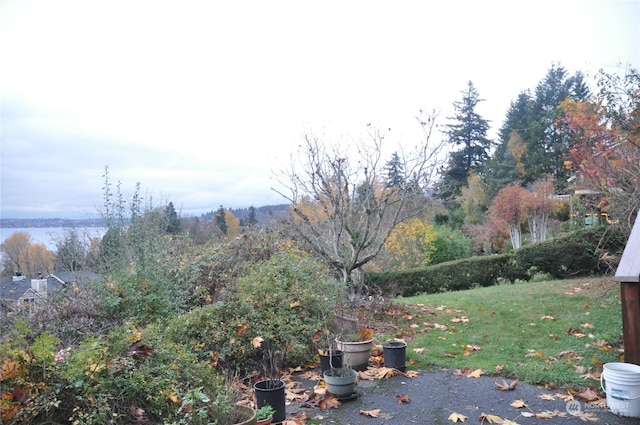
[312,326,343,373]
[335,327,374,371]
[253,348,286,424]
[322,351,357,399]
[256,404,275,425]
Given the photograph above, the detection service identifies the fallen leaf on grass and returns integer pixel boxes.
[510,399,527,408]
[479,413,502,423]
[448,412,468,422]
[568,327,586,338]
[494,379,518,391]
[360,408,381,418]
[395,394,411,403]
[540,315,555,320]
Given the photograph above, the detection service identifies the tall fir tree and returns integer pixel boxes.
[165,201,181,234]
[484,64,591,196]
[438,81,492,201]
[245,205,258,227]
[525,64,590,190]
[484,91,532,197]
[385,152,406,188]
[214,205,228,235]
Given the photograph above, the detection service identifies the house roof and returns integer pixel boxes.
[0,271,100,302]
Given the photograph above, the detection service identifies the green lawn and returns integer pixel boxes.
[387,276,624,387]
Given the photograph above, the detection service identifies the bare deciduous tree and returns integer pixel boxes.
[274,116,443,290]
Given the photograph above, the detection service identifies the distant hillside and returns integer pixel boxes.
[199,204,290,224]
[1,204,291,229]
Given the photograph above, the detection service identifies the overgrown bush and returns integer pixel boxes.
[152,249,343,375]
[0,322,225,425]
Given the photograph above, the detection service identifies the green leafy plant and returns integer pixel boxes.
[256,404,275,420]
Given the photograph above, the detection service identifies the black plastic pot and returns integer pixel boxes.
[319,350,343,373]
[383,341,407,371]
[254,380,285,424]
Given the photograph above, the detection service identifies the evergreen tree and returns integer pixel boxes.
[165,202,181,234]
[246,206,258,227]
[525,64,590,190]
[54,228,86,271]
[214,205,228,235]
[385,152,405,188]
[439,81,492,200]
[484,91,531,196]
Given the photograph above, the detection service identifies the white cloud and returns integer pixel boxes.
[1,0,638,218]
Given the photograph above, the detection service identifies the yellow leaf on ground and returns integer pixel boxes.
[479,413,502,423]
[360,409,381,418]
[448,412,468,422]
[467,369,484,378]
[404,370,420,378]
[538,394,556,401]
[510,399,527,408]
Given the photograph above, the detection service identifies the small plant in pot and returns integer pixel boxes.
[253,347,286,424]
[256,404,275,425]
[312,326,343,373]
[322,356,357,399]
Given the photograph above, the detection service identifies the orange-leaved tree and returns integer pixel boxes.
[560,67,640,230]
[488,184,527,249]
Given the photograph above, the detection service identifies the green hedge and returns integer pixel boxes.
[368,226,626,296]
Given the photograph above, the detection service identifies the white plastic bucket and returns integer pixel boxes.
[600,362,640,417]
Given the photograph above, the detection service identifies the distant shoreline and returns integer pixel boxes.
[0,218,106,228]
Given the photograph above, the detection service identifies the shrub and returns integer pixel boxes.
[368,225,626,296]
[153,250,343,374]
[430,226,473,265]
[0,323,224,425]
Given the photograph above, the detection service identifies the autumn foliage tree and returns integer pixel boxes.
[561,67,640,231]
[275,121,442,287]
[384,218,437,269]
[523,180,557,243]
[488,184,527,249]
[0,231,54,277]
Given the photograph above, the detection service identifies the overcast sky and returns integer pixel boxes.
[1,0,638,219]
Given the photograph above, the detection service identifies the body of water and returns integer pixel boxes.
[0,227,107,251]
